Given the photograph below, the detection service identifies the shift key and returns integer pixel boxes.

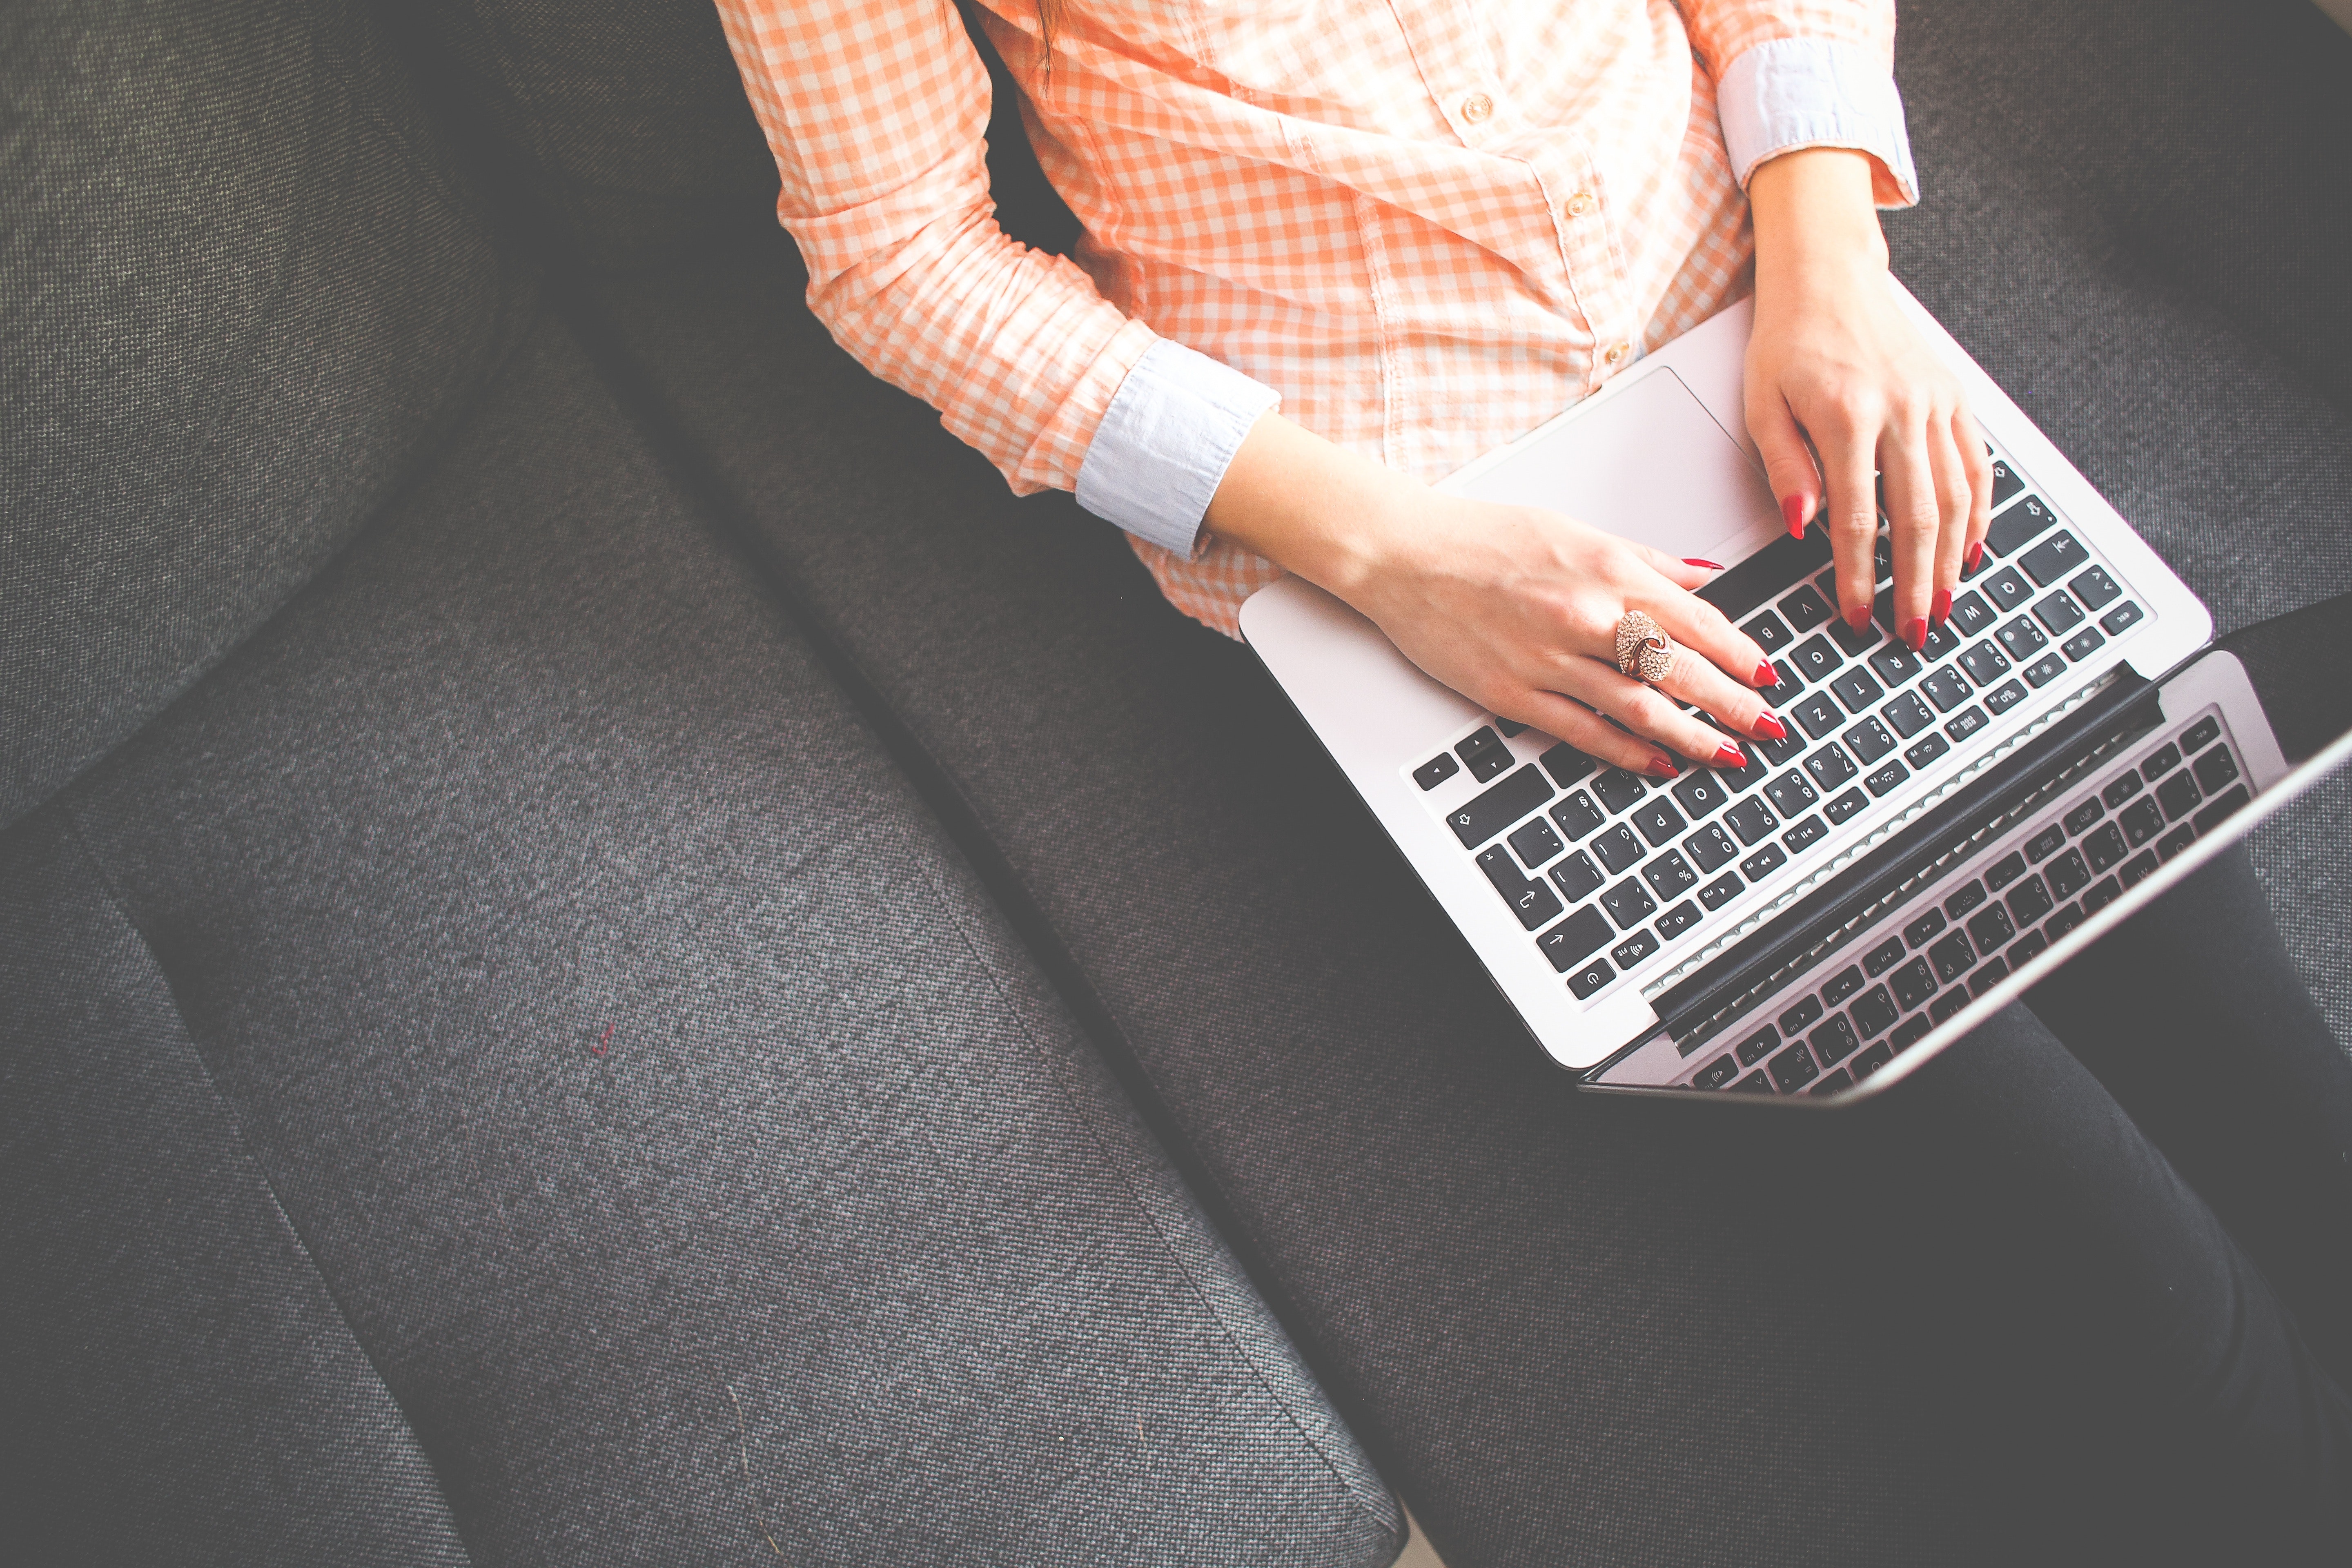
[1446,763,1555,848]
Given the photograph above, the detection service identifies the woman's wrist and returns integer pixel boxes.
[1202,410,1423,601]
[1748,148,1888,303]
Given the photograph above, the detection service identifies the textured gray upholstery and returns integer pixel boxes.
[0,0,537,831]
[2,311,1403,1566]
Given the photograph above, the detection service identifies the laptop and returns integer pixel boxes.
[1240,281,2352,1103]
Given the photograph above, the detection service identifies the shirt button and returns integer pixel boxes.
[1604,341,1630,365]
[1460,92,1493,124]
[1565,191,1596,218]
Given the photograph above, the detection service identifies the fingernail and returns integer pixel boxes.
[1845,606,1872,635]
[1713,742,1747,770]
[1683,557,1725,571]
[1782,494,1809,539]
[1753,660,1775,686]
[1903,617,1928,652]
[1932,588,1953,626]
[1647,756,1679,779]
[1752,710,1787,742]
[1964,539,1984,572]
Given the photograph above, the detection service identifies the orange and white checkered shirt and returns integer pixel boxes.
[717,0,1915,637]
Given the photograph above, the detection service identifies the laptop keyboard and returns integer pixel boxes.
[1410,447,2153,1009]
[1673,704,2248,1097]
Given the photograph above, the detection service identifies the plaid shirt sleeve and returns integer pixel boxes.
[714,0,1164,503]
[1682,1,1918,205]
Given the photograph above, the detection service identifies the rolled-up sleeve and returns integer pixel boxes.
[1682,1,1919,207]
[713,0,1278,548]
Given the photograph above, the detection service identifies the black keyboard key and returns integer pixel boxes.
[1509,815,1566,869]
[2060,627,2105,662]
[1867,644,1924,688]
[1764,770,1819,818]
[1724,795,1779,846]
[2100,601,2144,636]
[1996,617,2049,664]
[2157,823,2196,861]
[2009,930,2049,968]
[2141,741,2182,781]
[1670,770,1731,820]
[1630,798,1688,847]
[1985,851,2027,892]
[2020,653,2067,688]
[2193,783,2250,835]
[1904,731,1952,770]
[2155,769,2203,823]
[1655,900,1702,942]
[2047,847,2091,900]
[2118,849,2160,890]
[1743,610,1794,655]
[2069,564,2121,610]
[2020,532,2089,588]
[1967,902,2017,951]
[1959,641,2011,688]
[1830,668,1886,714]
[1414,753,1461,790]
[1731,1070,1773,1093]
[1920,620,1962,663]
[1880,691,1934,739]
[1456,725,1511,782]
[2192,745,2238,794]
[1697,525,1834,622]
[1611,929,1662,968]
[1692,1052,1741,1091]
[1791,693,1844,740]
[1892,957,1938,1012]
[2062,798,2104,836]
[1863,760,1909,797]
[1903,909,1946,949]
[1551,791,1606,840]
[1920,667,1973,713]
[2082,875,2123,914]
[2046,902,2085,942]
[1823,965,1865,1005]
[1770,1040,1821,1093]
[1568,957,1614,999]
[1815,568,1842,605]
[1684,822,1739,874]
[1601,879,1656,929]
[1759,659,1804,706]
[2102,772,2142,809]
[1813,1013,1864,1065]
[1986,494,2057,557]
[1735,1024,1781,1067]
[1539,741,1597,788]
[1979,679,2027,717]
[1929,990,1972,1025]
[2182,715,2222,753]
[2119,797,2164,847]
[1643,850,1699,900]
[1697,870,1743,911]
[1538,906,1614,971]
[1497,719,1528,737]
[1989,457,2024,508]
[1853,1038,1900,1081]
[1944,880,1987,920]
[1751,724,1807,768]
[1740,842,1789,881]
[2007,873,2054,927]
[1929,929,1977,983]
[2033,591,2085,637]
[1864,936,1907,977]
[1969,958,2011,998]
[1789,634,1843,684]
[1780,584,1835,633]
[1981,564,2033,615]
[1850,984,1900,1040]
[2083,821,2129,873]
[1844,719,1900,766]
[1829,614,1880,657]
[1782,814,1829,854]
[1446,763,1553,848]
[1486,857,1564,929]
[1591,823,1646,874]
[1550,849,1605,904]
[1822,786,1868,826]
[1590,767,1647,813]
[1947,590,1997,640]
[1803,745,1858,793]
[1779,995,1825,1035]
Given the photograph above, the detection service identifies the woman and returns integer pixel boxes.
[717,0,2351,1546]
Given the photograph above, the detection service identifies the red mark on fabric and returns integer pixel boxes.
[592,1024,613,1058]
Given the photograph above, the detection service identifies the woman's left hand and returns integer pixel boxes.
[1744,149,1992,651]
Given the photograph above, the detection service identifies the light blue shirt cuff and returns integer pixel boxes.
[1074,338,1281,558]
[1716,37,1920,206]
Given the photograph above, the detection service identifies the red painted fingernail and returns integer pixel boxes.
[1903,617,1928,652]
[1753,660,1775,686]
[1713,742,1747,770]
[1683,557,1725,571]
[1752,710,1787,742]
[1845,606,1872,635]
[1782,495,1809,539]
[1932,588,1953,626]
[1964,539,1984,572]
[1648,756,1679,779]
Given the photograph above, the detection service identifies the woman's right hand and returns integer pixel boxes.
[1204,412,1787,777]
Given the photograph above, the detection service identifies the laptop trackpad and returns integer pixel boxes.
[1442,368,1780,564]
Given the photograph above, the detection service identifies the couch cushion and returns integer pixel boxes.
[4,308,1403,1568]
[0,0,537,831]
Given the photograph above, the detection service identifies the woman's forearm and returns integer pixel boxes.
[1748,147,1887,303]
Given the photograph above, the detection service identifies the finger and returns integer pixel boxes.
[1747,381,1822,540]
[1631,574,1777,691]
[1549,651,1750,771]
[1501,686,1679,778]
[1879,413,1939,651]
[1953,406,1995,578]
[1652,638,1777,751]
[1816,419,1880,635]
[1925,413,1975,621]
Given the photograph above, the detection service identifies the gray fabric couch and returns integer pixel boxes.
[3,0,2345,1564]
